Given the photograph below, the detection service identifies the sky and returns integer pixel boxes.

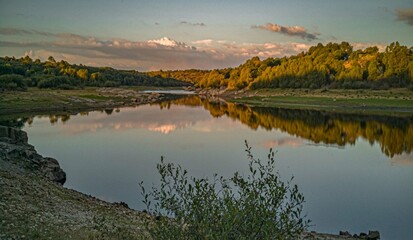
[0,0,412,71]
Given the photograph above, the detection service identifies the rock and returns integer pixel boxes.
[114,201,129,209]
[0,125,28,145]
[41,157,67,185]
[339,231,351,236]
[367,230,380,240]
[0,126,66,185]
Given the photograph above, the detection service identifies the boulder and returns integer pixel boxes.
[41,157,67,185]
[339,231,352,237]
[367,230,380,240]
[0,126,66,185]
[0,125,28,144]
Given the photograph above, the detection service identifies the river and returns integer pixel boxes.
[16,95,413,239]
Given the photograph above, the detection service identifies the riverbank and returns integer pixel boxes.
[0,87,185,114]
[2,87,412,119]
[0,87,186,126]
[199,88,413,116]
[0,126,381,239]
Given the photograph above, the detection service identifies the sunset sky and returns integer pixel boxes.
[0,0,412,71]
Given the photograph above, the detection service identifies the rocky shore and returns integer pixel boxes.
[0,126,380,239]
[0,126,66,184]
[0,126,149,239]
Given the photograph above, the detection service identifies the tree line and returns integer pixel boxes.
[2,42,412,91]
[0,56,189,91]
[150,42,413,90]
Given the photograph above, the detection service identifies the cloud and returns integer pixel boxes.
[0,27,329,70]
[252,23,319,41]
[0,28,387,71]
[148,37,194,49]
[396,8,413,26]
[351,42,387,52]
[192,39,312,59]
[0,27,55,36]
[180,21,206,27]
[0,30,222,70]
[1,28,314,70]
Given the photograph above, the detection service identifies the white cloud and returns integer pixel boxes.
[148,37,194,49]
[1,27,389,71]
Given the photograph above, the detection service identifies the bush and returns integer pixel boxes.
[140,141,310,239]
[104,80,120,87]
[0,74,27,90]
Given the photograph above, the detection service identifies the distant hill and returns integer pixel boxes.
[0,56,190,91]
[2,42,412,91]
[148,42,413,90]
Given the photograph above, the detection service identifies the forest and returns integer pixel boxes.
[1,42,412,91]
[150,42,413,90]
[0,56,189,91]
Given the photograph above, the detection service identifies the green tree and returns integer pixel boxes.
[76,69,89,81]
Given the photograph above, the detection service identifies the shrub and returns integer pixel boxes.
[0,74,27,90]
[104,80,119,87]
[140,141,310,239]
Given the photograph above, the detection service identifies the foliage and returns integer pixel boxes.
[0,56,190,90]
[0,74,27,91]
[149,42,413,90]
[2,42,412,91]
[140,142,310,239]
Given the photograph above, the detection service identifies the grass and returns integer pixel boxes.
[228,88,413,115]
[0,87,129,114]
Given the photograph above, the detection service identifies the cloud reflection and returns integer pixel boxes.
[262,137,304,149]
[34,105,217,135]
[390,153,413,166]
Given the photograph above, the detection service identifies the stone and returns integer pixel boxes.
[339,231,351,236]
[0,125,28,144]
[367,230,380,240]
[0,126,66,185]
[41,157,67,184]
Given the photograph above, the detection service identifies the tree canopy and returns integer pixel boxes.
[0,56,190,90]
[2,42,412,91]
[149,42,413,90]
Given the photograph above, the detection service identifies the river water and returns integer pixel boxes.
[17,95,413,239]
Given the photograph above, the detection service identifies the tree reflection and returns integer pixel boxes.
[165,96,413,157]
[3,95,412,157]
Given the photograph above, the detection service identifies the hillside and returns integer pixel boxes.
[148,42,413,90]
[0,56,190,91]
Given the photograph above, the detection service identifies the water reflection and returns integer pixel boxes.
[3,95,413,157]
[165,96,413,158]
[9,94,413,239]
